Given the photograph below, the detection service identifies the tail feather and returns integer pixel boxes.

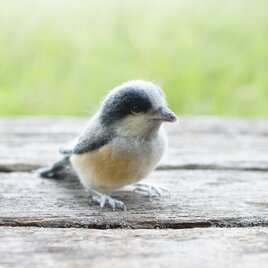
[39,157,71,179]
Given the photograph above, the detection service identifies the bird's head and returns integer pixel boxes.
[99,80,177,138]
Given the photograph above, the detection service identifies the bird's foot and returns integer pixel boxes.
[133,183,170,198]
[89,189,126,211]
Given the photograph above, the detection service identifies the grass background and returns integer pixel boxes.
[0,0,267,116]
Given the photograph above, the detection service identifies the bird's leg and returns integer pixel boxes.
[133,183,170,198]
[89,189,126,211]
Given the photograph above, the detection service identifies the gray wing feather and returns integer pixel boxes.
[60,118,113,155]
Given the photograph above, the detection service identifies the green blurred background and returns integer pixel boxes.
[0,0,267,116]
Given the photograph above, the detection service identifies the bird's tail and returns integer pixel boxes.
[38,156,71,179]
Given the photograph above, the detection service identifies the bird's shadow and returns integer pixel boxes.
[37,172,165,212]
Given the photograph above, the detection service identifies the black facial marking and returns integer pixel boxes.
[100,88,152,125]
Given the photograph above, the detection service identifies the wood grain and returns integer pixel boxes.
[1,117,268,172]
[0,169,267,229]
[0,227,267,268]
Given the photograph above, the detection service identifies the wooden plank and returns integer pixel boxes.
[1,117,268,172]
[0,169,267,228]
[0,227,267,268]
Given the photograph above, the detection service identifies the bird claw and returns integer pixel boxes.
[89,190,126,211]
[133,183,170,198]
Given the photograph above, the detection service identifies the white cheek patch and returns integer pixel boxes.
[115,114,153,137]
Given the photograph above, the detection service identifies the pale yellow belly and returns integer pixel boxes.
[71,144,151,190]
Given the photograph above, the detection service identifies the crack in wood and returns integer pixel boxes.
[0,164,41,173]
[0,217,267,229]
[1,163,268,173]
[156,165,268,172]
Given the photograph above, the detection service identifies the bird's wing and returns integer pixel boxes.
[60,135,112,155]
[59,119,113,155]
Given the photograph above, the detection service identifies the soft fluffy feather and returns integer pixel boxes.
[71,127,166,190]
[69,80,169,190]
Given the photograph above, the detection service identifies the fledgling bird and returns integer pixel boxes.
[39,80,177,210]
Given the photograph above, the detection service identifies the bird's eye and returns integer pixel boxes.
[131,105,142,114]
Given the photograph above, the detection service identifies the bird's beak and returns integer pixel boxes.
[152,107,177,123]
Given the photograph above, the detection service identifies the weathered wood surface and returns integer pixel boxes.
[1,117,268,172]
[0,116,268,268]
[0,169,268,228]
[0,227,268,268]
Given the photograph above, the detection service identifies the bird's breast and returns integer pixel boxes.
[71,132,166,190]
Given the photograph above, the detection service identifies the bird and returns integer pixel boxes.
[39,80,177,211]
